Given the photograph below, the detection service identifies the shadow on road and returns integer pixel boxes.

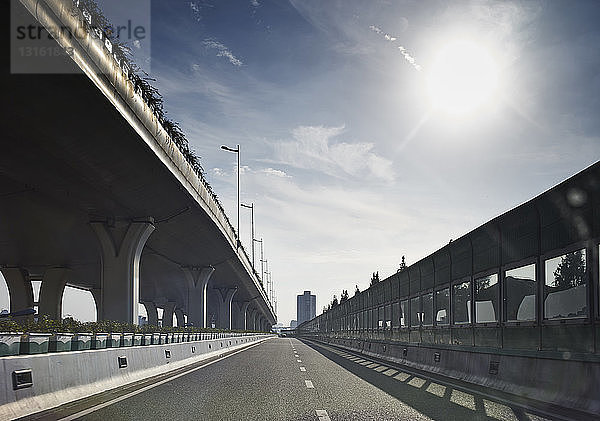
[301,340,540,421]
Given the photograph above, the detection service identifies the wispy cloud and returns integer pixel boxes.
[203,39,243,67]
[263,167,290,178]
[212,167,226,177]
[250,0,260,7]
[210,165,291,179]
[271,125,394,182]
[369,25,422,71]
[189,1,213,22]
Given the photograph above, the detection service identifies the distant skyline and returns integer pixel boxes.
[3,1,600,327]
[297,290,316,325]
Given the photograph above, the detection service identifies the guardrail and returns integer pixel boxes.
[1,332,274,420]
[0,331,262,357]
[302,334,600,418]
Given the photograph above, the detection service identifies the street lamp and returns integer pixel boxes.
[220,144,240,247]
[241,202,255,268]
[269,271,274,305]
[254,237,264,283]
[264,259,270,302]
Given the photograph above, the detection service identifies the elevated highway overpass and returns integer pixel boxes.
[0,0,275,330]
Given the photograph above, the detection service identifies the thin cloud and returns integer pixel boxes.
[369,25,421,71]
[203,39,243,67]
[263,168,291,178]
[272,125,395,182]
[189,1,212,22]
[211,166,290,179]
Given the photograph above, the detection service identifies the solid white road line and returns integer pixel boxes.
[316,409,331,421]
[305,380,314,389]
[58,341,266,421]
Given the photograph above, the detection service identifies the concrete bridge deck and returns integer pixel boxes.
[0,0,274,330]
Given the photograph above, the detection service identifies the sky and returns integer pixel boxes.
[3,0,599,326]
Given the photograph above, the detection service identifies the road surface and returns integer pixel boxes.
[26,337,550,420]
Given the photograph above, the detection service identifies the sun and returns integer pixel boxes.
[426,40,499,116]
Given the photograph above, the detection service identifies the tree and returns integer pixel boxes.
[475,276,491,296]
[369,271,380,287]
[398,256,407,272]
[553,250,586,289]
[354,285,360,296]
[340,289,349,303]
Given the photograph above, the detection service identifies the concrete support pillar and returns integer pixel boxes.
[183,266,214,328]
[91,219,155,324]
[1,268,33,317]
[175,308,185,327]
[231,301,240,330]
[91,287,102,319]
[162,302,176,327]
[215,288,237,330]
[142,301,158,326]
[236,301,250,330]
[38,268,73,320]
[249,308,257,331]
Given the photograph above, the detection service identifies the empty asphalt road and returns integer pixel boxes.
[27,337,550,421]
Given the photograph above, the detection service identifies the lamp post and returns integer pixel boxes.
[241,202,255,268]
[264,259,270,302]
[269,271,274,305]
[254,237,264,283]
[220,144,240,247]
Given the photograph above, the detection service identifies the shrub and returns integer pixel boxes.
[0,317,262,334]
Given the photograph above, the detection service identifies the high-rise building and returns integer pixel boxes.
[297,290,316,325]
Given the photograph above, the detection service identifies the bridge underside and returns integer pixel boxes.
[0,1,274,329]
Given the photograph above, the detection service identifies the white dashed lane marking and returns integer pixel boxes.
[305,380,314,389]
[297,359,302,362]
[316,409,331,420]
[300,367,306,372]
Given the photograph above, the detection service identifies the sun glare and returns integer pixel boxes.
[427,40,499,117]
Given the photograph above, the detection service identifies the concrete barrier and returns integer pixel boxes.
[0,334,273,419]
[306,337,600,418]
